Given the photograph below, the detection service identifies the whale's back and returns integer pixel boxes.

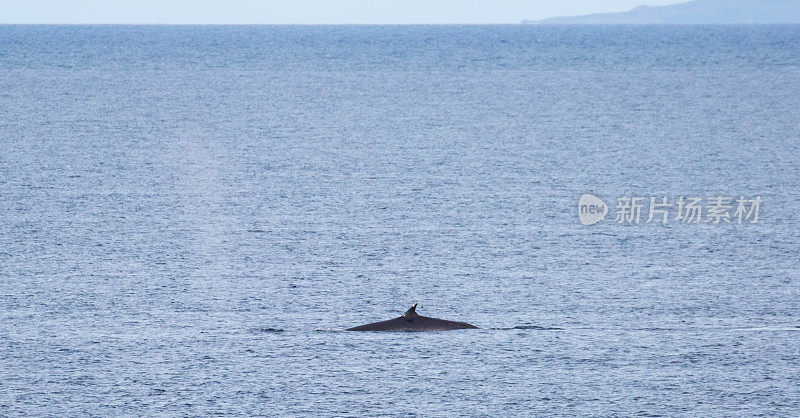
[347,306,478,332]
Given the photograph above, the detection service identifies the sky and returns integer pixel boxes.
[0,0,689,24]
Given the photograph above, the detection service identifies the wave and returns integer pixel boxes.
[491,325,562,331]
[253,327,285,333]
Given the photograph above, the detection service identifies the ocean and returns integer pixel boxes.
[1,25,799,415]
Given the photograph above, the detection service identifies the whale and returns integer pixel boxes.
[347,304,478,332]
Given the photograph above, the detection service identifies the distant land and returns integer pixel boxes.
[523,0,800,24]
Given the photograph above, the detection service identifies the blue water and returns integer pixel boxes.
[1,25,799,416]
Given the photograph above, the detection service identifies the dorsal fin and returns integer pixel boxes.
[402,304,419,317]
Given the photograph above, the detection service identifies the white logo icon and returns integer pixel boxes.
[578,194,608,225]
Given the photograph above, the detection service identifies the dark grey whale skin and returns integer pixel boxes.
[346,305,478,332]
